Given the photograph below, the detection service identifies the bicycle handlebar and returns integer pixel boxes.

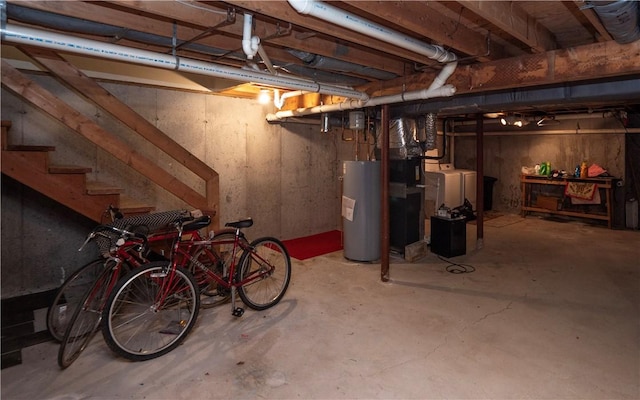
[78,224,148,252]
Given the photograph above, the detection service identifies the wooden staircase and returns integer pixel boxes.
[1,120,154,222]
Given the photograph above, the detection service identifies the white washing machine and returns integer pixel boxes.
[458,169,477,210]
[424,170,463,210]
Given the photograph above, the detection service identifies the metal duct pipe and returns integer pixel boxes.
[1,24,369,100]
[424,113,438,150]
[286,49,397,80]
[591,0,640,44]
[266,85,456,121]
[288,0,457,63]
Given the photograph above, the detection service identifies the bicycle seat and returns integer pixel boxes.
[183,216,211,231]
[225,218,253,229]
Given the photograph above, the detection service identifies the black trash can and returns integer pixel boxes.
[483,176,498,211]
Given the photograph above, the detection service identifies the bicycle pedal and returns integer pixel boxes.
[232,307,244,317]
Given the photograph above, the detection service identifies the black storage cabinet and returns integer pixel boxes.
[430,216,466,258]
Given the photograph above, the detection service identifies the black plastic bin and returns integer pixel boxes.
[483,176,498,211]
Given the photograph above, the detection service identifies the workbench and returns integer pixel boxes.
[521,174,614,228]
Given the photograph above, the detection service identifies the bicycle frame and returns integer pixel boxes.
[170,226,275,291]
[75,221,210,315]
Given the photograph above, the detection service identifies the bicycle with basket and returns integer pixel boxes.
[101,216,292,362]
[51,209,217,369]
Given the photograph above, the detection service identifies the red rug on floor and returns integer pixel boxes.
[282,230,343,260]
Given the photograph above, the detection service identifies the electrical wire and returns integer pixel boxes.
[437,255,476,274]
[175,0,228,14]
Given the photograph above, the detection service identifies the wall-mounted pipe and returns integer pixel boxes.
[267,85,456,121]
[1,24,369,101]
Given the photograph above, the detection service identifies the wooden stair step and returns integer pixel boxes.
[5,144,56,152]
[86,181,124,195]
[119,195,155,216]
[48,164,92,174]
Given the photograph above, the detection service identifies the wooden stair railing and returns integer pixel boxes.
[1,59,219,227]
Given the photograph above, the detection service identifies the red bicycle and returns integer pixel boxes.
[101,217,291,361]
[54,210,213,369]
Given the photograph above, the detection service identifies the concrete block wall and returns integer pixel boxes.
[1,74,354,297]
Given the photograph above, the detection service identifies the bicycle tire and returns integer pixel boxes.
[101,261,200,361]
[58,261,117,369]
[189,231,245,308]
[236,237,291,310]
[47,258,106,342]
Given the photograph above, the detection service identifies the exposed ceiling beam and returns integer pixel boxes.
[454,0,557,53]
[340,0,507,62]
[106,0,406,75]
[572,0,614,42]
[220,0,438,65]
[358,39,640,97]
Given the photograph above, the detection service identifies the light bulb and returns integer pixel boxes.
[258,89,270,104]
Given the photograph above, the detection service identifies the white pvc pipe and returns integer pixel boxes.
[1,24,369,100]
[242,14,260,60]
[274,89,310,109]
[288,0,457,63]
[278,0,459,121]
[428,60,458,91]
[267,85,456,121]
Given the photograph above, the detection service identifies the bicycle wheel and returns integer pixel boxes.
[47,258,106,342]
[58,260,117,369]
[236,237,291,310]
[189,231,244,308]
[102,261,200,361]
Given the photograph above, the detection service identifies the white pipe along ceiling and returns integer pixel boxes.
[266,0,459,121]
[0,24,369,101]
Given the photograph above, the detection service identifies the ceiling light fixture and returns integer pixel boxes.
[500,114,526,127]
[258,89,271,104]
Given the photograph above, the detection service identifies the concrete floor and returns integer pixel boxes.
[2,215,639,399]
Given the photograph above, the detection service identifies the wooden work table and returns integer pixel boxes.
[521,174,615,228]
